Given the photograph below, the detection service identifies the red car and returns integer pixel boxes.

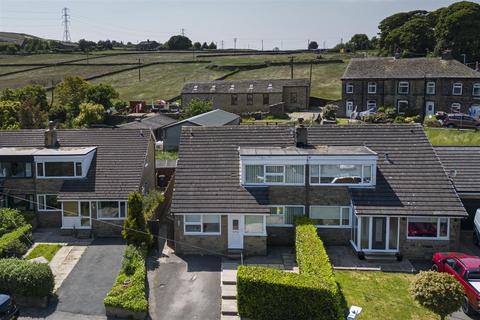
[432,252,480,315]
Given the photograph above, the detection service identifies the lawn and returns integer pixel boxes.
[335,271,437,320]
[425,127,480,145]
[25,243,63,262]
[156,150,178,160]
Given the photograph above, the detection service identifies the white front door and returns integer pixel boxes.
[346,101,354,118]
[228,215,244,249]
[61,201,91,229]
[425,101,435,116]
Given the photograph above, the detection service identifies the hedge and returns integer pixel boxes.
[104,245,148,312]
[0,258,54,297]
[237,217,344,320]
[0,224,32,258]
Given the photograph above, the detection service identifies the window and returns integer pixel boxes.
[310,164,374,185]
[231,94,238,105]
[244,164,305,185]
[184,215,220,234]
[473,83,480,96]
[267,206,305,225]
[97,201,127,219]
[38,194,59,211]
[346,82,354,94]
[398,81,409,94]
[37,161,82,178]
[407,217,449,239]
[245,215,264,234]
[62,201,79,217]
[0,162,32,178]
[367,100,376,110]
[453,83,463,95]
[247,93,253,105]
[426,81,436,95]
[368,82,377,94]
[290,92,297,103]
[263,93,269,105]
[451,103,461,113]
[310,206,350,227]
[7,194,34,211]
[397,100,408,114]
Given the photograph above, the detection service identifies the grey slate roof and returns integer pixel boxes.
[182,79,310,94]
[171,124,466,218]
[342,57,480,80]
[435,146,480,195]
[0,129,152,200]
[118,113,176,130]
[165,109,240,128]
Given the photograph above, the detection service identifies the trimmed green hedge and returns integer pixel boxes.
[104,245,148,312]
[237,217,343,320]
[0,258,54,297]
[0,224,32,258]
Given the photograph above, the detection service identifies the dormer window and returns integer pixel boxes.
[244,164,305,185]
[310,164,374,186]
[34,147,95,179]
[37,161,82,178]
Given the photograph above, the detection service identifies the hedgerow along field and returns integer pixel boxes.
[0,50,352,101]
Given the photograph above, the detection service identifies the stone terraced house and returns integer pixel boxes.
[0,125,156,236]
[171,124,467,260]
[341,55,480,118]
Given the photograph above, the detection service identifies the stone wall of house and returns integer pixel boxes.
[244,236,267,255]
[282,86,310,112]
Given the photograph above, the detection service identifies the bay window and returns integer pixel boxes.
[184,215,220,234]
[268,206,305,225]
[310,164,374,185]
[244,164,305,185]
[245,215,265,234]
[97,201,127,219]
[407,217,449,239]
[310,206,350,227]
[38,194,59,211]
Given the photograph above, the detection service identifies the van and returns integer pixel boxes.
[473,209,480,245]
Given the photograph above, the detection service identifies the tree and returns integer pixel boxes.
[387,17,435,57]
[193,42,202,50]
[183,98,213,118]
[308,41,319,50]
[17,98,47,129]
[0,100,20,129]
[0,86,48,129]
[14,85,48,111]
[348,34,371,51]
[410,271,463,320]
[321,104,339,120]
[72,102,105,128]
[55,76,89,117]
[48,104,68,124]
[85,83,119,109]
[166,35,193,50]
[201,42,208,50]
[78,39,96,52]
[122,192,152,247]
[208,41,217,49]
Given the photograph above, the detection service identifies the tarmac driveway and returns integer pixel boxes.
[149,251,221,320]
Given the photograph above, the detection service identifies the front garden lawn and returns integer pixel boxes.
[26,244,63,262]
[335,271,437,320]
[425,127,480,145]
[155,150,178,160]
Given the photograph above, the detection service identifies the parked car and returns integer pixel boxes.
[432,252,480,315]
[473,209,480,245]
[0,294,19,320]
[442,114,480,130]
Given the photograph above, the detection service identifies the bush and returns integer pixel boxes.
[142,190,164,221]
[404,115,421,123]
[424,116,442,127]
[0,259,54,297]
[394,116,406,123]
[104,245,148,312]
[410,271,463,320]
[322,104,339,121]
[0,224,32,258]
[122,192,153,247]
[0,208,27,237]
[237,217,343,320]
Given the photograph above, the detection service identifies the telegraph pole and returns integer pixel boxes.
[221,40,224,49]
[62,7,71,42]
[309,60,313,84]
[261,40,264,51]
[289,56,294,79]
[181,28,185,36]
[233,38,237,55]
[138,58,142,81]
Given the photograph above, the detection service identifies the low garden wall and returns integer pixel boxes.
[237,217,344,320]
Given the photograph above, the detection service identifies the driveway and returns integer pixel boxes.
[149,248,221,320]
[20,238,125,320]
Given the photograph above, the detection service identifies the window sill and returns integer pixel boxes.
[184,232,221,236]
[406,236,449,241]
[315,225,351,229]
[267,224,294,228]
[244,233,267,237]
[97,217,126,220]
[38,210,61,212]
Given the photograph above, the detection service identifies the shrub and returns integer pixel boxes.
[404,115,421,123]
[0,258,54,297]
[0,224,32,258]
[142,190,164,221]
[322,104,339,121]
[237,217,343,320]
[122,192,153,247]
[424,116,442,127]
[410,271,463,320]
[394,115,406,123]
[104,245,148,312]
[0,208,27,237]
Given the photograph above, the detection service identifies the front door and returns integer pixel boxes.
[425,101,435,116]
[346,101,354,118]
[371,217,387,250]
[62,201,91,229]
[228,215,244,249]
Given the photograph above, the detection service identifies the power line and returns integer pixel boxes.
[61,7,71,42]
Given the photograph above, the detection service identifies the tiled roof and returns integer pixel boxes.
[0,129,152,200]
[182,79,310,94]
[165,109,240,128]
[342,57,480,80]
[435,146,480,195]
[118,113,176,130]
[171,124,466,218]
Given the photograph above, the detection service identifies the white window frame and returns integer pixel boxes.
[367,82,377,94]
[309,163,375,187]
[350,215,401,252]
[244,214,267,236]
[452,83,463,96]
[243,163,306,186]
[406,217,450,240]
[96,200,128,220]
[183,214,221,236]
[346,82,354,94]
[36,161,82,178]
[426,81,436,95]
[309,206,352,228]
[37,194,59,212]
[267,205,305,227]
[451,103,461,113]
[367,100,376,110]
[473,83,480,97]
[397,100,408,115]
[398,81,409,94]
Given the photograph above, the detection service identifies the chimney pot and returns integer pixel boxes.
[295,124,308,147]
[45,121,59,148]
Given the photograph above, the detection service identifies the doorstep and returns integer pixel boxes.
[221,260,240,319]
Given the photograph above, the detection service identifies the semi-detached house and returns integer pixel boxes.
[171,124,467,259]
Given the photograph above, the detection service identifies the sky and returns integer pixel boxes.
[0,0,476,50]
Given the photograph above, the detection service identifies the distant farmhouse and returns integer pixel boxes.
[118,113,176,140]
[181,79,310,114]
[341,53,480,118]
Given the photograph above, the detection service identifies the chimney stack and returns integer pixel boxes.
[295,118,308,147]
[44,121,59,148]
[441,50,453,60]
[394,48,401,60]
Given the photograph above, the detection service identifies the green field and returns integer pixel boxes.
[425,127,480,145]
